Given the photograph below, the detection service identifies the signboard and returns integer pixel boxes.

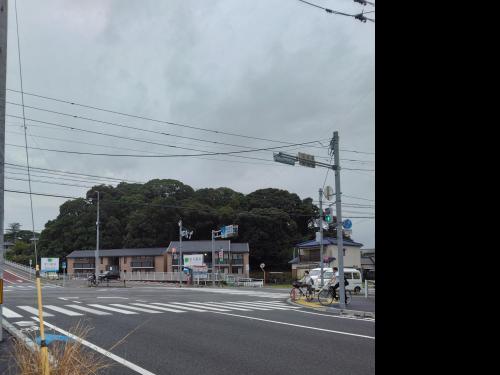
[273,152,296,166]
[221,225,238,238]
[298,152,316,168]
[315,232,321,242]
[171,247,176,253]
[183,254,204,267]
[192,265,208,279]
[218,250,224,263]
[62,262,67,269]
[343,219,353,229]
[41,257,59,272]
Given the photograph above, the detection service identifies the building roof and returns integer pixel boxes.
[295,237,363,249]
[167,240,249,253]
[67,247,167,258]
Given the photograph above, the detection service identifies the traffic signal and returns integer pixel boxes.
[323,207,332,223]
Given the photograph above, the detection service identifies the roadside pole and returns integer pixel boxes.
[95,191,100,282]
[319,188,324,287]
[332,131,346,309]
[35,264,50,374]
[178,219,182,287]
[211,230,215,286]
[0,0,7,343]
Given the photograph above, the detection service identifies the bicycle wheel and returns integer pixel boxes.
[290,288,297,301]
[318,289,334,306]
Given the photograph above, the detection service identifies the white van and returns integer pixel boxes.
[310,267,363,293]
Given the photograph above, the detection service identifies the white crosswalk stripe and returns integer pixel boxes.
[247,301,302,309]
[188,302,252,311]
[65,305,112,316]
[131,303,186,313]
[17,306,54,317]
[171,302,230,312]
[228,301,293,310]
[87,304,138,315]
[150,303,207,312]
[110,304,163,314]
[209,302,272,311]
[44,305,84,316]
[2,307,23,318]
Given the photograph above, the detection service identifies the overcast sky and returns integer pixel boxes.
[4,0,374,248]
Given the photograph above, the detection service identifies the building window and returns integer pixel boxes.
[124,257,127,264]
[100,258,103,264]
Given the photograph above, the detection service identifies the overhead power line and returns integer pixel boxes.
[6,88,329,149]
[297,0,375,22]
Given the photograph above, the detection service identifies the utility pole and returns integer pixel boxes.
[319,188,324,287]
[178,219,182,287]
[0,0,7,343]
[95,191,100,282]
[332,131,346,309]
[211,230,215,286]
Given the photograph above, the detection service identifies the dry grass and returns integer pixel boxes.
[7,321,112,375]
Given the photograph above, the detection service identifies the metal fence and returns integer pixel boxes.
[4,259,36,276]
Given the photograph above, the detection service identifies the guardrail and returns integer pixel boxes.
[4,259,36,276]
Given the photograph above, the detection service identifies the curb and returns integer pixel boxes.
[285,298,375,319]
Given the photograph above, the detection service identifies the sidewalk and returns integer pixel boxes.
[292,295,375,318]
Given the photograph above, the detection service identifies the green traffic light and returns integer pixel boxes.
[325,215,332,223]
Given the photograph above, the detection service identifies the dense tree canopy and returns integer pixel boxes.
[31,180,320,270]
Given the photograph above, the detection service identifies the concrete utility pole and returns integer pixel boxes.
[332,131,346,309]
[178,219,182,287]
[319,188,324,287]
[211,230,215,286]
[95,191,100,281]
[0,0,7,343]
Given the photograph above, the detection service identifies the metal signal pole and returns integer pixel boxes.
[95,191,100,281]
[178,219,182,287]
[319,188,324,287]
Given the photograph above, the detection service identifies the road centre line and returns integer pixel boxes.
[292,309,375,322]
[209,312,375,340]
[31,317,156,375]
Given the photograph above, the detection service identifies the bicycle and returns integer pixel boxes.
[317,282,352,306]
[290,281,315,302]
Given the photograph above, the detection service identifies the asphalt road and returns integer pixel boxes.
[1,266,375,375]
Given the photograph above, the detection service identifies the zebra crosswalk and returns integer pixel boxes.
[2,300,301,321]
[178,288,289,299]
[4,284,62,291]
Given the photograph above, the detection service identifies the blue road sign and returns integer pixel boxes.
[343,219,352,229]
[62,262,66,269]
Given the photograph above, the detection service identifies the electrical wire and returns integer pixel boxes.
[14,0,38,265]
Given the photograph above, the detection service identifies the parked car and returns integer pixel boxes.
[310,267,363,293]
[98,270,120,281]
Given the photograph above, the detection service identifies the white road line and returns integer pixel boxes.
[110,304,163,314]
[195,302,252,311]
[131,303,185,313]
[293,310,375,322]
[15,321,38,327]
[210,302,271,311]
[5,269,33,282]
[17,306,54,317]
[96,297,128,299]
[241,301,300,310]
[31,318,157,375]
[65,305,112,316]
[232,301,298,310]
[2,307,23,318]
[172,302,230,312]
[88,304,138,315]
[210,312,375,340]
[44,305,84,316]
[150,303,207,312]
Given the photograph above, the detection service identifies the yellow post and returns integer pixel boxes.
[35,264,50,375]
